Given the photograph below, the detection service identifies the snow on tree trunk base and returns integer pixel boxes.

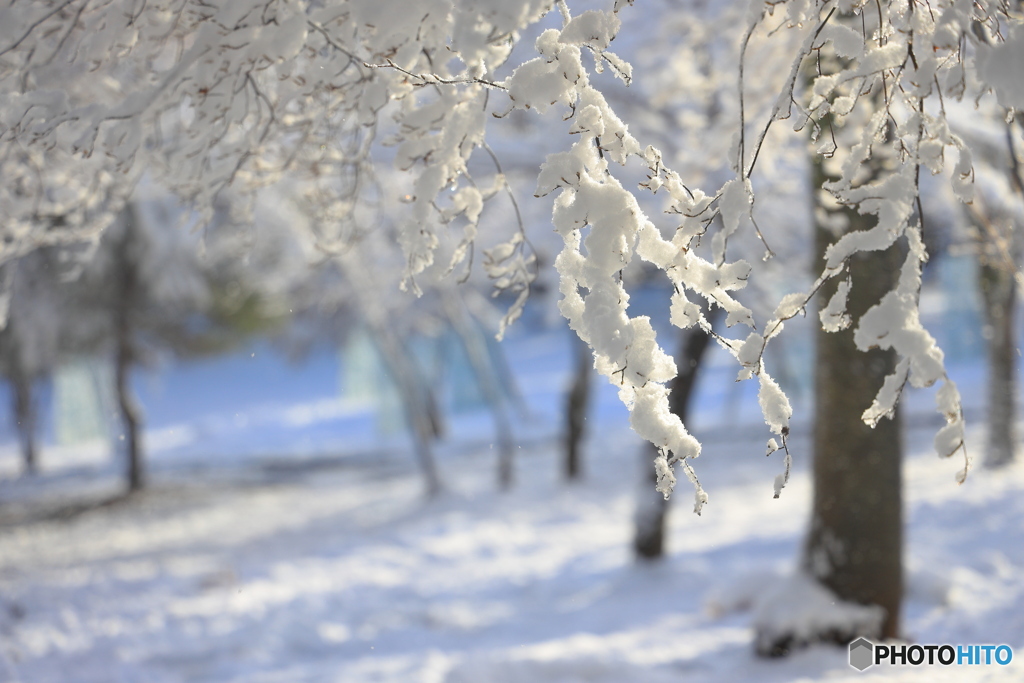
[752,572,885,658]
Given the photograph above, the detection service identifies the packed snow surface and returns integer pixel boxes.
[0,326,1022,682]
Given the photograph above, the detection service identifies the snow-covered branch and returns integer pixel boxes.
[3,0,1021,503]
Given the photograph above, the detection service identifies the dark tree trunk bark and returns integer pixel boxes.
[758,161,904,656]
[778,141,904,651]
[12,368,37,475]
[423,382,445,440]
[115,206,144,494]
[116,327,144,492]
[802,216,903,641]
[564,332,591,481]
[979,250,1017,468]
[633,308,718,561]
[756,30,905,654]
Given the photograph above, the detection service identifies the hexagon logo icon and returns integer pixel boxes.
[849,637,874,671]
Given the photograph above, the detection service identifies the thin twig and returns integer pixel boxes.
[364,59,507,91]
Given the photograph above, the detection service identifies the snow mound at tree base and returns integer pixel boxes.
[752,572,884,658]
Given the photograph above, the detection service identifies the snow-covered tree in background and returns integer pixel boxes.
[67,199,211,492]
[0,249,66,474]
[28,188,301,492]
[953,103,1024,468]
[2,0,1023,649]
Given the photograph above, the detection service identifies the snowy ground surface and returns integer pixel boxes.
[1,307,1023,682]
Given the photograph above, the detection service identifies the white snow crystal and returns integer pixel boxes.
[758,373,792,436]
[976,25,1024,110]
[819,278,852,332]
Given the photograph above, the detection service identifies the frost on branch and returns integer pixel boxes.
[760,372,793,498]
[504,2,717,510]
[744,0,1006,486]
[853,226,969,481]
[819,277,852,332]
[823,169,917,269]
[506,1,781,511]
[975,24,1024,111]
[715,178,754,266]
[482,231,536,340]
[0,0,550,320]
[861,358,910,428]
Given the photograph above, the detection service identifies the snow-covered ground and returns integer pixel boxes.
[0,304,1022,682]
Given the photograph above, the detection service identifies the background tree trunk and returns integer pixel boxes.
[114,207,144,493]
[979,255,1017,467]
[443,290,516,490]
[337,253,443,498]
[367,322,443,498]
[633,309,718,560]
[115,324,144,493]
[564,333,591,482]
[11,368,37,475]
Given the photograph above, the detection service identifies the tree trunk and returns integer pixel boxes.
[782,144,905,652]
[757,165,904,656]
[337,253,443,498]
[979,256,1017,467]
[443,290,516,490]
[11,368,37,475]
[115,206,144,493]
[115,327,144,492]
[370,323,443,498]
[975,117,1022,468]
[755,29,905,654]
[803,218,903,642]
[564,332,591,481]
[633,308,718,560]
